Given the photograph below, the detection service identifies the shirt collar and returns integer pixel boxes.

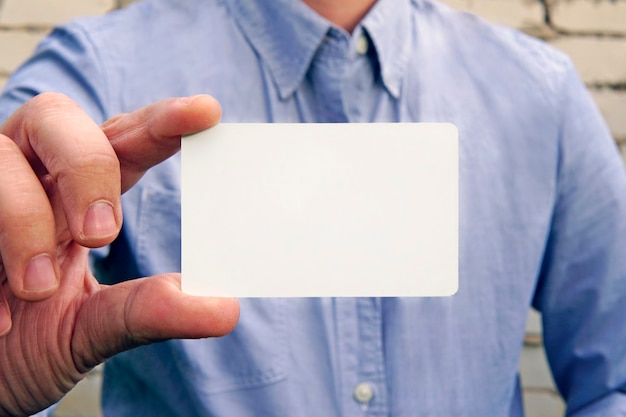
[224,0,412,99]
[360,0,412,98]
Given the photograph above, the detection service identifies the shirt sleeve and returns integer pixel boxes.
[0,22,109,124]
[532,61,626,415]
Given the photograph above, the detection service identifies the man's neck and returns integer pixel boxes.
[301,0,378,33]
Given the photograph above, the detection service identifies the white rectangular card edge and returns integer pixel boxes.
[181,123,458,298]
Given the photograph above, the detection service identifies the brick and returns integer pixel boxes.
[591,89,626,141]
[438,0,545,30]
[523,390,566,417]
[0,30,46,73]
[550,36,626,85]
[0,0,116,27]
[525,309,542,335]
[550,0,626,34]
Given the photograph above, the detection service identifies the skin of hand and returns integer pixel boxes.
[0,93,240,416]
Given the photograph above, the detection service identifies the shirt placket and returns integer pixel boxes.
[307,28,349,123]
[355,297,388,416]
[334,297,388,417]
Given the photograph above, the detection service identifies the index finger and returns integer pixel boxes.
[101,94,222,192]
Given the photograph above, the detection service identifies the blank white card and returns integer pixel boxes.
[182,123,458,297]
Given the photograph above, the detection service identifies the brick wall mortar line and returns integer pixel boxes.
[551,28,626,38]
[0,24,53,32]
[542,0,626,38]
[523,387,562,397]
[542,0,553,25]
[588,82,626,91]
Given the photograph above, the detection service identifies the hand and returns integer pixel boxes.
[0,93,240,416]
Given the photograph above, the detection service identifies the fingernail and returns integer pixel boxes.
[179,95,200,105]
[83,201,118,239]
[23,255,58,293]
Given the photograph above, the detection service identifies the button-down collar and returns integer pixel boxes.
[225,0,412,99]
[360,0,412,97]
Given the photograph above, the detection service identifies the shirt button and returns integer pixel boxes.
[353,382,375,404]
[355,35,368,55]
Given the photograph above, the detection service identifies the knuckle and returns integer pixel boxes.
[0,188,52,241]
[0,134,20,156]
[4,206,51,229]
[60,151,121,181]
[101,113,130,133]
[26,92,75,113]
[23,93,83,140]
[0,138,46,208]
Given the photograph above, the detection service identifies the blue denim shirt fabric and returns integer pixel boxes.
[2,0,626,416]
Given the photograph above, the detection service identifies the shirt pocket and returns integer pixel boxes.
[134,186,182,276]
[132,185,288,393]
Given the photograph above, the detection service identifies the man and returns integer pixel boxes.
[1,0,625,416]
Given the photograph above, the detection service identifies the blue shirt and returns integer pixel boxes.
[2,0,626,416]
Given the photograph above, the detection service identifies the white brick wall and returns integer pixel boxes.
[439,0,545,30]
[550,0,626,34]
[0,0,119,89]
[0,0,114,26]
[550,36,626,85]
[0,1,623,416]
[592,89,626,139]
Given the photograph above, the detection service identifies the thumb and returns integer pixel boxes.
[71,273,239,373]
